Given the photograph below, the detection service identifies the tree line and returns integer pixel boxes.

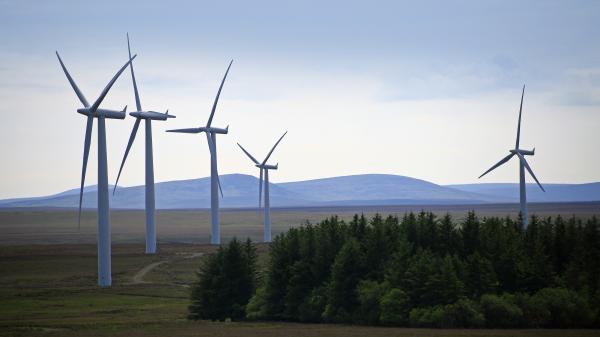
[189,212,600,328]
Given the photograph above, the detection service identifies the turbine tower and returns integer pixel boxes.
[56,51,136,287]
[113,34,175,254]
[479,85,545,228]
[167,60,233,245]
[237,131,287,242]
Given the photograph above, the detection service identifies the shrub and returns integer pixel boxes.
[246,285,268,320]
[409,299,484,328]
[480,294,523,328]
[409,306,437,327]
[297,286,328,322]
[356,280,389,325]
[525,287,594,328]
[441,298,485,328]
[379,288,410,326]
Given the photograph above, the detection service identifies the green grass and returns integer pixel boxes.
[1,243,599,337]
[2,203,599,245]
[1,208,600,336]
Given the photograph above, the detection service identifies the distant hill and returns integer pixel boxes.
[0,174,598,209]
[447,182,600,203]
[0,174,313,209]
[279,174,495,204]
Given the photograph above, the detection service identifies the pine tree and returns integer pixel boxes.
[461,211,481,257]
[553,215,569,275]
[400,249,438,307]
[583,217,600,296]
[189,238,257,321]
[324,238,365,322]
[402,212,419,251]
[439,214,458,256]
[465,252,498,298]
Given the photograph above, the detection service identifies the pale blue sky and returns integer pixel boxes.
[1,0,599,198]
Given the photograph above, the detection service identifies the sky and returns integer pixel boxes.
[0,0,599,199]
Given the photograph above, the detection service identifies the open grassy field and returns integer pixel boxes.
[2,243,600,337]
[1,205,600,336]
[1,201,599,245]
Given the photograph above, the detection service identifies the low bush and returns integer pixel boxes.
[410,298,484,328]
[480,294,523,328]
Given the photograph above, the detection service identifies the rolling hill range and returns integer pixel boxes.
[0,174,598,209]
[447,182,600,203]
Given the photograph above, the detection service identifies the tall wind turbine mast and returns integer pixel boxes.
[113,34,175,254]
[56,51,136,287]
[238,131,287,242]
[478,85,545,228]
[167,60,233,245]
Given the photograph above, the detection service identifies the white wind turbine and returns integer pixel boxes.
[237,131,287,242]
[167,60,233,245]
[56,51,136,287]
[113,34,175,254]
[479,85,545,228]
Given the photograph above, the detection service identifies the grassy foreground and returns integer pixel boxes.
[1,243,599,337]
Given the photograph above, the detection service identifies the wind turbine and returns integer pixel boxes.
[237,131,287,242]
[478,85,545,228]
[56,51,136,287]
[112,34,175,254]
[167,60,233,245]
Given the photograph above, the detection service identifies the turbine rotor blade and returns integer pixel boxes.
[205,132,215,157]
[127,33,142,112]
[478,153,514,179]
[78,116,94,230]
[166,128,201,133]
[237,143,259,164]
[217,175,224,198]
[259,168,263,209]
[516,85,525,149]
[206,60,233,127]
[56,51,90,107]
[204,133,223,198]
[89,54,137,113]
[516,153,545,192]
[113,118,141,195]
[262,131,288,165]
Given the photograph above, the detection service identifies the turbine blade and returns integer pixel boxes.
[206,60,233,127]
[204,133,223,198]
[166,128,201,133]
[259,168,263,209]
[127,33,142,112]
[113,119,141,195]
[262,131,288,165]
[515,85,525,149]
[56,51,90,107]
[237,143,259,164]
[89,54,137,113]
[78,116,94,230]
[517,153,545,192]
[478,153,514,179]
[205,132,215,157]
[217,175,224,198]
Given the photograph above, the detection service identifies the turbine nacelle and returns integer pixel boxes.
[129,110,176,120]
[257,163,278,170]
[77,107,127,119]
[200,126,229,134]
[510,148,535,156]
[166,125,229,134]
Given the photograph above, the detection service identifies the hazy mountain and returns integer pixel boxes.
[279,174,496,204]
[447,182,600,203]
[0,174,312,209]
[1,174,598,209]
